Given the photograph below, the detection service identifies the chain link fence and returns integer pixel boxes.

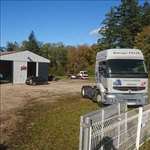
[79,103,150,150]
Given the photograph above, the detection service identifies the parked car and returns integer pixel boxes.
[70,75,77,79]
[77,71,88,79]
[48,75,55,81]
[0,73,3,80]
[0,73,10,84]
[48,75,60,81]
[26,76,48,85]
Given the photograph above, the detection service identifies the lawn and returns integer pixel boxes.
[140,140,150,150]
[6,78,150,149]
[7,95,150,150]
[7,94,99,150]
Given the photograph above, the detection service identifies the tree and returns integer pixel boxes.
[6,41,19,51]
[98,0,142,48]
[40,42,68,75]
[0,47,6,52]
[142,1,150,26]
[67,45,96,75]
[119,0,142,47]
[134,26,150,71]
[98,7,120,48]
[21,31,40,54]
[67,46,79,74]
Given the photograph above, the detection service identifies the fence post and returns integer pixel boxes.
[136,107,143,150]
[125,103,128,132]
[117,103,121,149]
[101,109,104,150]
[83,117,91,150]
[125,104,128,149]
[79,116,83,150]
[88,120,92,150]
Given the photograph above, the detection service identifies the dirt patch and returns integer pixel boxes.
[0,79,93,144]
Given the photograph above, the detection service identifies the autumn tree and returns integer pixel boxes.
[67,46,79,74]
[134,26,150,71]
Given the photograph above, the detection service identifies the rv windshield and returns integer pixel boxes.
[107,59,147,74]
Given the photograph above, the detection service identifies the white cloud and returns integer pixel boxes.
[89,28,100,37]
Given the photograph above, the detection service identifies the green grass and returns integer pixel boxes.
[140,140,150,150]
[8,94,99,150]
[6,77,150,149]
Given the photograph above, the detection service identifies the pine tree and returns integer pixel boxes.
[141,0,150,26]
[98,0,142,48]
[21,31,40,54]
[119,0,142,47]
[98,7,120,48]
[6,41,19,51]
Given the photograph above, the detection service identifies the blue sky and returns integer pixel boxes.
[0,0,145,46]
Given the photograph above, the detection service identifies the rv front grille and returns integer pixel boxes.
[113,86,145,91]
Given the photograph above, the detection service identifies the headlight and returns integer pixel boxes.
[106,94,116,99]
[143,94,148,99]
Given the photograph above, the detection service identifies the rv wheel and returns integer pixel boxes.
[29,79,33,85]
[81,86,86,97]
[81,86,93,98]
[92,90,101,102]
[96,94,101,103]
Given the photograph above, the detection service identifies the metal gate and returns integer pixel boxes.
[79,103,150,150]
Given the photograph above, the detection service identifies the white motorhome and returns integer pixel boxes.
[81,49,148,105]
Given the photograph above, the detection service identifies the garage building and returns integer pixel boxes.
[0,50,50,84]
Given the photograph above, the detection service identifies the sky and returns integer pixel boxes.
[0,0,145,47]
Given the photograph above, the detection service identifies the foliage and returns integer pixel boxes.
[0,47,6,52]
[6,41,19,51]
[41,43,68,76]
[67,45,97,74]
[99,7,120,48]
[134,26,150,71]
[98,0,150,48]
[21,31,40,54]
[142,1,150,26]
[8,94,99,150]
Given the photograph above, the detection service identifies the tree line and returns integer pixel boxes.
[0,31,98,75]
[1,0,150,75]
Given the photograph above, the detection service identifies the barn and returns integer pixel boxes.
[0,50,50,84]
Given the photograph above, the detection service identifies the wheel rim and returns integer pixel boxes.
[29,79,32,85]
[82,88,85,96]
[97,94,101,102]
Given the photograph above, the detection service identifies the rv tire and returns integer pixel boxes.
[81,86,93,99]
[92,89,101,102]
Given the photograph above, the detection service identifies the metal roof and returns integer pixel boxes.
[0,51,17,56]
[0,50,50,63]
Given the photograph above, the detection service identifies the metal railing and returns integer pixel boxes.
[79,103,150,150]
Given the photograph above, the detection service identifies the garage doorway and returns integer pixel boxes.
[0,60,13,83]
[27,62,36,77]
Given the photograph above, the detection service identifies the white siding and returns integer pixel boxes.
[13,61,27,84]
